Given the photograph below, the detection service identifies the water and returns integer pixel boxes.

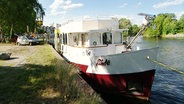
[134,37,184,104]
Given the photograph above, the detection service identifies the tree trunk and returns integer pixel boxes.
[10,24,13,39]
[27,25,29,33]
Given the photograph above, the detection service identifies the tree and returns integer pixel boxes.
[0,0,45,42]
[169,19,177,34]
[119,18,132,36]
[144,13,178,37]
[178,14,184,33]
[130,24,140,36]
[119,18,132,29]
[162,13,176,35]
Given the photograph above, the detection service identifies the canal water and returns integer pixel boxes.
[133,37,184,104]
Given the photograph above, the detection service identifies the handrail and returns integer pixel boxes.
[64,43,124,48]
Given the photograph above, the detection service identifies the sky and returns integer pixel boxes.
[38,0,184,26]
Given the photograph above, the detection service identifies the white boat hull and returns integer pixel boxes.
[62,47,159,100]
[55,18,159,100]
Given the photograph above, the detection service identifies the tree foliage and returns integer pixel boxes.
[130,24,140,36]
[144,13,184,37]
[119,13,184,38]
[178,14,184,33]
[119,18,140,36]
[0,0,45,40]
[119,18,132,29]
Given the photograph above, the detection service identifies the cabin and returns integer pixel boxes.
[57,19,129,56]
[59,19,128,46]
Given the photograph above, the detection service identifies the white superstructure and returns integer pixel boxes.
[54,17,159,100]
[57,19,158,74]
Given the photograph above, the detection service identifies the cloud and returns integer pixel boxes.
[49,0,83,15]
[120,3,127,8]
[136,2,142,8]
[62,3,84,10]
[49,0,64,13]
[50,11,67,16]
[109,14,128,19]
[153,0,184,9]
[175,11,184,19]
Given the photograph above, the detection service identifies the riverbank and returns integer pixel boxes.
[0,44,162,104]
[0,44,100,104]
[163,34,184,38]
[142,33,184,38]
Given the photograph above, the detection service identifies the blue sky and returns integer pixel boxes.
[38,0,184,26]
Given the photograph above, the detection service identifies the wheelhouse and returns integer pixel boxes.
[59,29,128,48]
[57,19,129,56]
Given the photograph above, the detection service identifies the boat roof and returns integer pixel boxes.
[61,29,128,34]
[59,19,128,33]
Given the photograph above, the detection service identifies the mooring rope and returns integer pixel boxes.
[147,56,184,75]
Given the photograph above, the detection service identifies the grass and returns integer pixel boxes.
[25,45,56,65]
[0,45,100,104]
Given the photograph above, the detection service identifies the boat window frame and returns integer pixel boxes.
[63,33,67,45]
[102,32,112,45]
[113,31,123,44]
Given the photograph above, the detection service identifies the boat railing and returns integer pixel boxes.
[64,43,126,49]
[61,43,127,56]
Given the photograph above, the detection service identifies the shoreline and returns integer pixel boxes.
[162,34,184,38]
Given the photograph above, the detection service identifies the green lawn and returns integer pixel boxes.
[0,45,100,104]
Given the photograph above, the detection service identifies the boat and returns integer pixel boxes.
[0,52,11,60]
[55,14,159,100]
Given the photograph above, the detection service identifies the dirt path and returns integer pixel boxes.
[0,44,36,67]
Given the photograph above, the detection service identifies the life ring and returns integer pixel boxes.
[93,41,97,46]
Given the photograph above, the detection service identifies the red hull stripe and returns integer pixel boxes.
[73,63,155,100]
[80,70,155,100]
[71,62,88,72]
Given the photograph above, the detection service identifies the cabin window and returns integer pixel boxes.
[90,32,101,46]
[103,32,112,44]
[114,32,122,44]
[84,33,89,46]
[59,34,62,44]
[63,33,67,45]
[72,34,79,46]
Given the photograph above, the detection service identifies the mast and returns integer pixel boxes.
[126,13,156,49]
